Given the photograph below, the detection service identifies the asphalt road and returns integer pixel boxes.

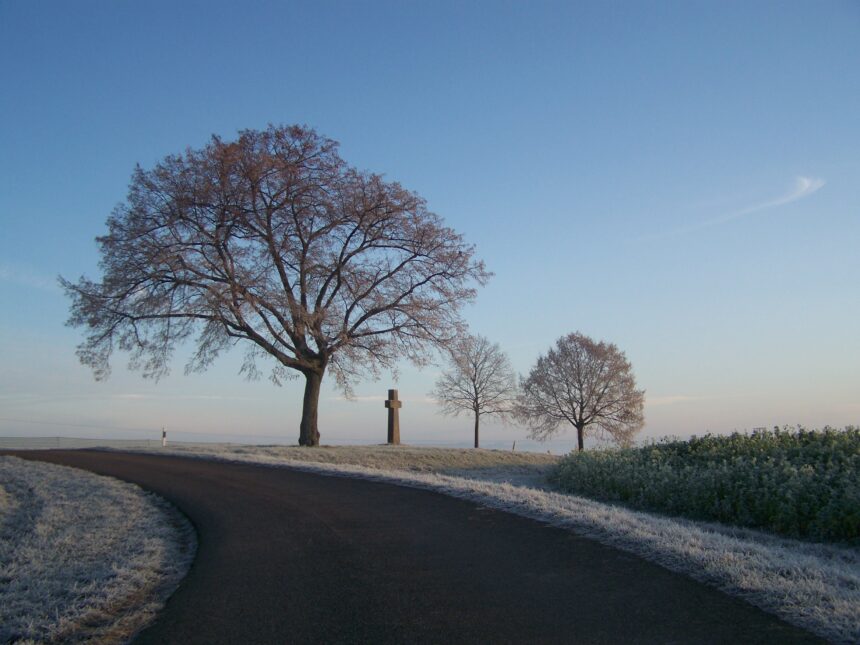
[7,450,823,644]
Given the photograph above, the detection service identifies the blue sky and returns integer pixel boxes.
[1,1,858,450]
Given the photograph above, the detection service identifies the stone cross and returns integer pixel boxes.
[384,389,402,445]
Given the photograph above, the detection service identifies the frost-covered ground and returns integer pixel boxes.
[129,443,858,644]
[146,443,558,475]
[0,456,195,644]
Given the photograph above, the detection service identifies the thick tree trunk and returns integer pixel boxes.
[576,424,584,451]
[474,412,480,449]
[298,370,323,447]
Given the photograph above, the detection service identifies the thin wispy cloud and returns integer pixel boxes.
[0,264,59,292]
[647,395,705,407]
[330,394,436,404]
[112,393,256,402]
[709,176,825,226]
[331,395,387,402]
[648,176,825,239]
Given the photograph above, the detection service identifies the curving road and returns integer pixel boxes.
[7,450,821,644]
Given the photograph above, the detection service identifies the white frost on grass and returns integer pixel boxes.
[0,456,195,645]
[131,444,858,644]
[141,443,559,472]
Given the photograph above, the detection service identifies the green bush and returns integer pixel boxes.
[548,426,860,543]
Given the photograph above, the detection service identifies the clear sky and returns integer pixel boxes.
[1,1,858,451]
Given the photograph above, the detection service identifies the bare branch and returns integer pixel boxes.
[514,332,644,450]
[431,334,518,447]
[62,124,490,445]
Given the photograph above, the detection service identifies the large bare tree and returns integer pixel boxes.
[62,125,490,446]
[431,334,517,448]
[515,332,644,451]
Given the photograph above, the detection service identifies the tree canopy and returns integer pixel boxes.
[515,332,644,450]
[62,125,490,446]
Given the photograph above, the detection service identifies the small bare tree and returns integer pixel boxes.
[515,332,644,451]
[432,335,517,448]
[61,125,490,446]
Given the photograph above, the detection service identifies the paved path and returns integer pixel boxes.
[8,450,822,644]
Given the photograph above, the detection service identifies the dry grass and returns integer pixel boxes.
[152,442,559,474]
[0,456,195,644]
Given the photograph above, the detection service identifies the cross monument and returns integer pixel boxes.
[385,389,402,445]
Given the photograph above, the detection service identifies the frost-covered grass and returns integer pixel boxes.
[145,442,559,473]
[0,456,195,644]
[128,442,859,643]
[549,427,860,543]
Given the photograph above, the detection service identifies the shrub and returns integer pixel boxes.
[548,426,860,543]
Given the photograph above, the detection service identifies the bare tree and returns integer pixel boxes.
[431,335,517,448]
[515,332,644,451]
[62,125,490,446]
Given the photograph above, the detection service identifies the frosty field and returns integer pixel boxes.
[0,456,195,644]
[4,441,858,643]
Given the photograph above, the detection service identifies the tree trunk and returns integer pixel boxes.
[474,412,480,449]
[576,424,584,451]
[298,370,323,447]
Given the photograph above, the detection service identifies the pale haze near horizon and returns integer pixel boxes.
[1,1,858,452]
